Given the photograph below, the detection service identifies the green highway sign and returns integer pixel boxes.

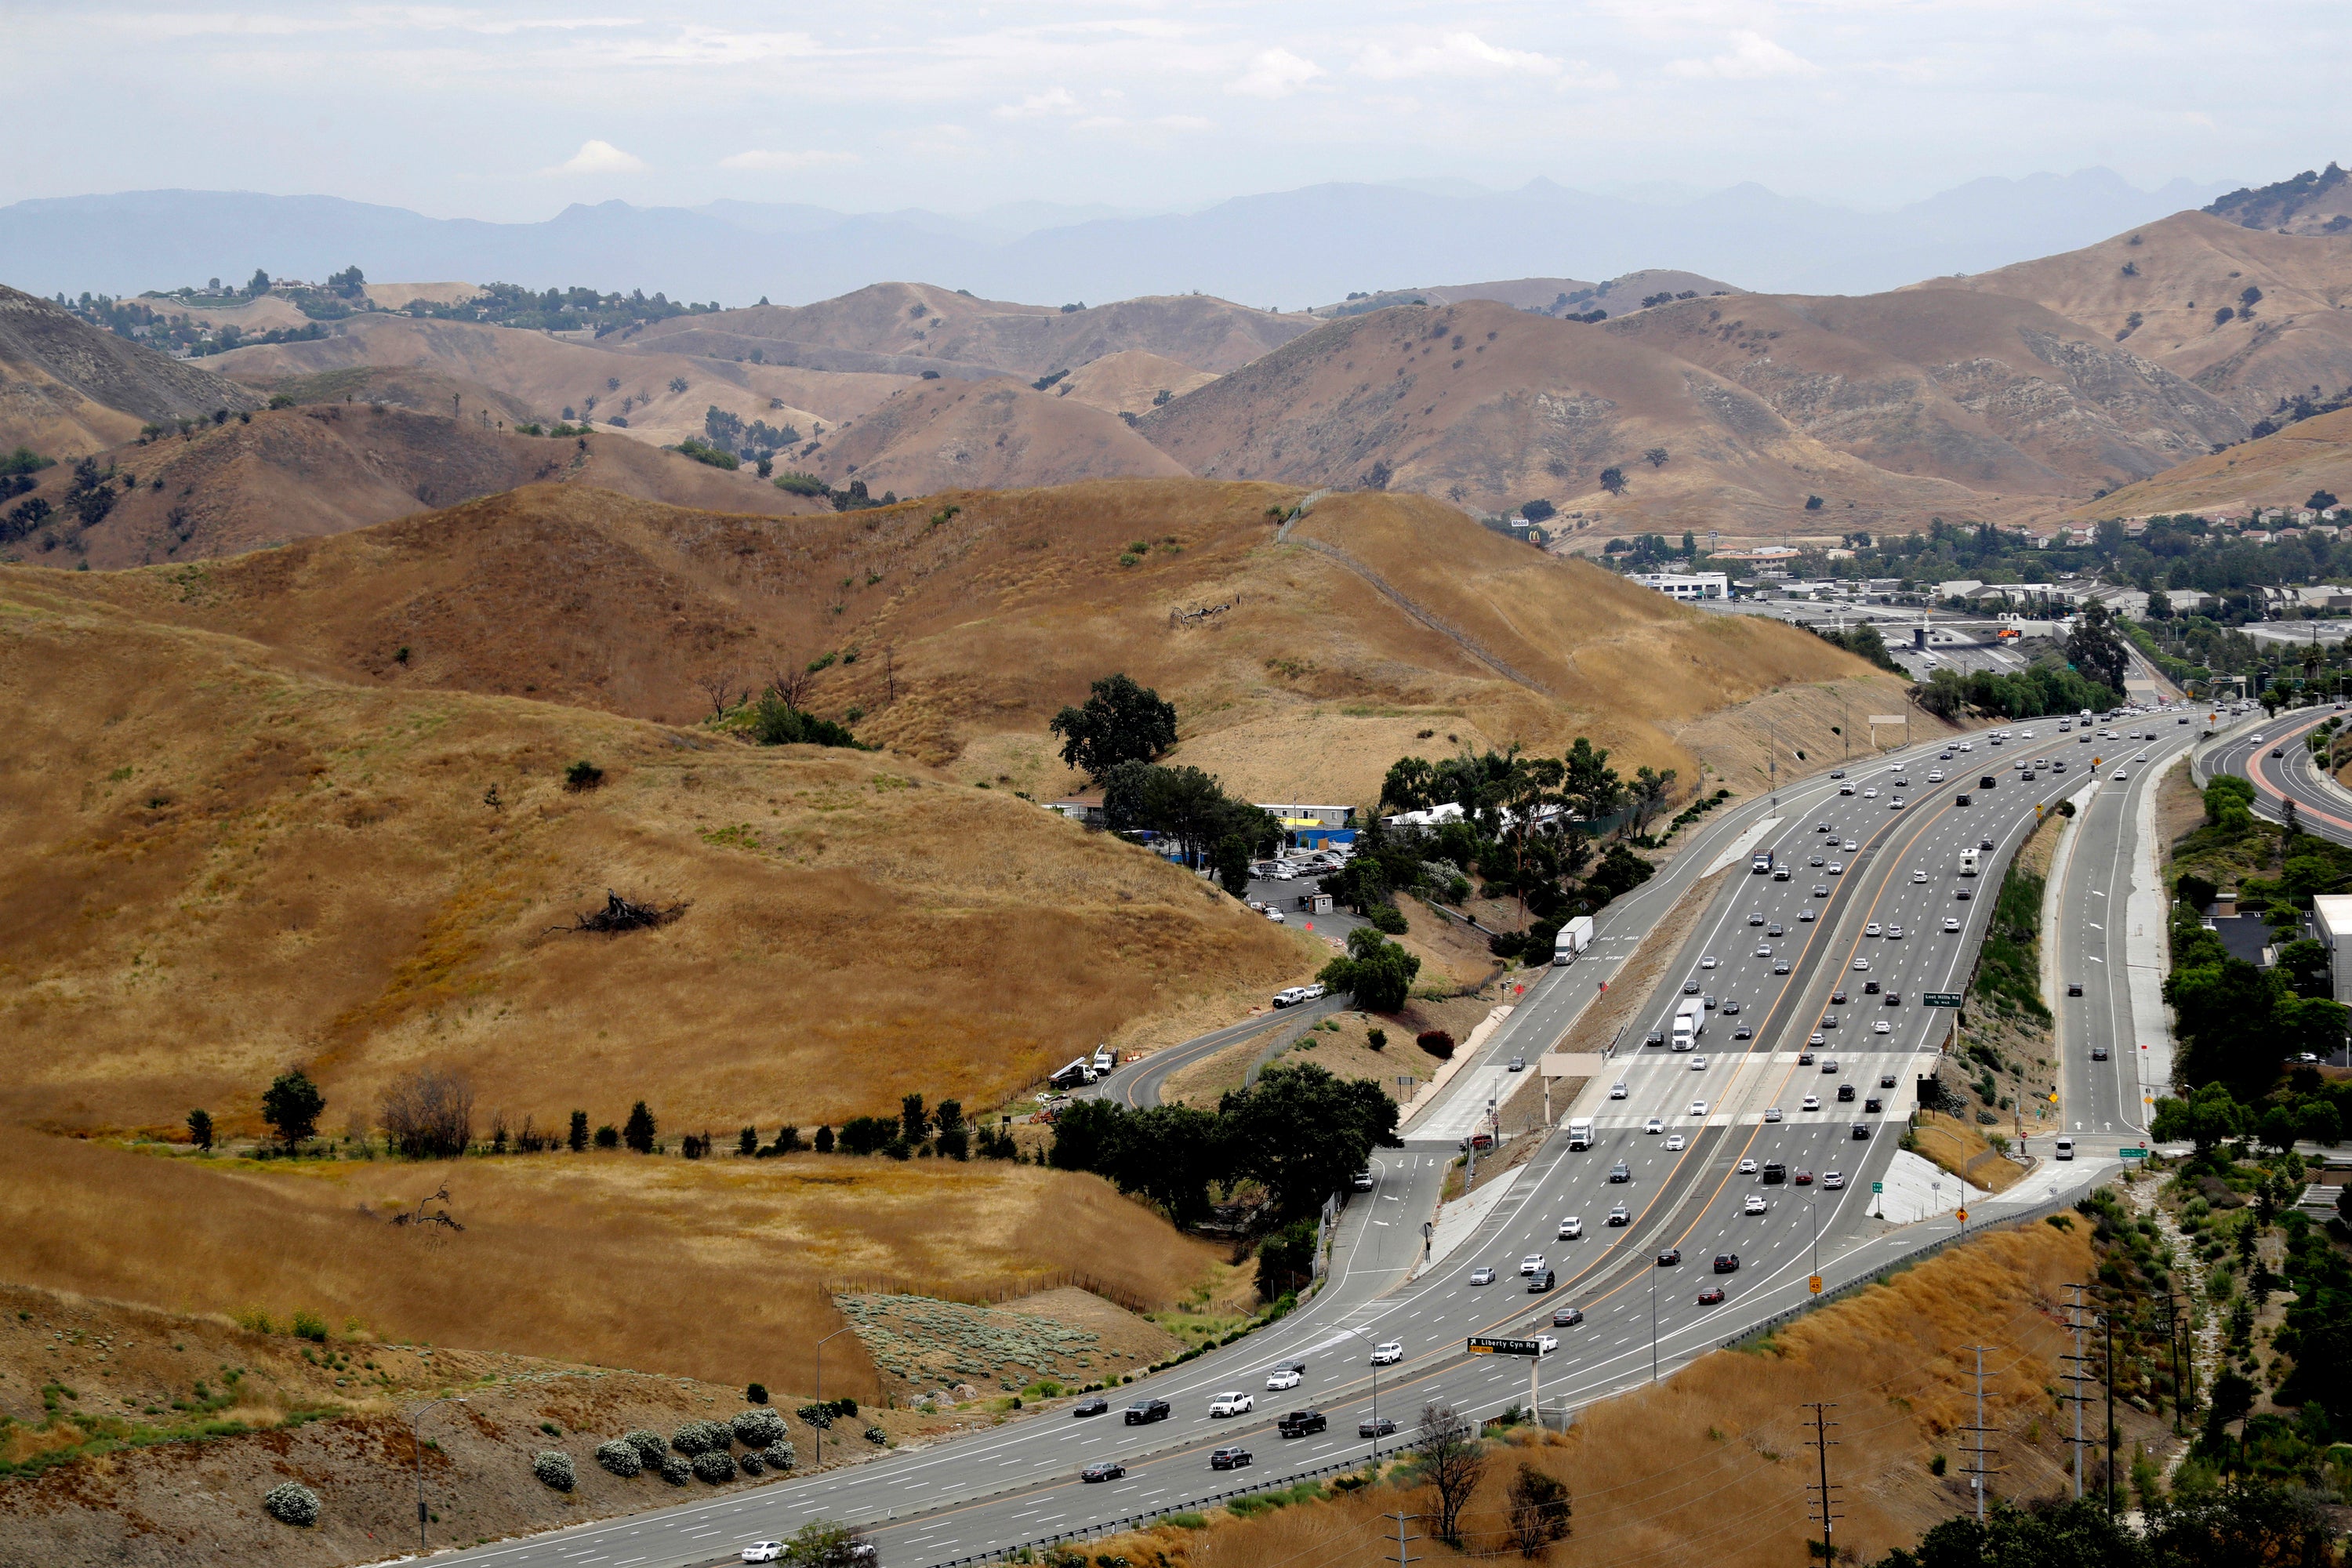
[1467,1335,1550,1357]
[1871,1181,1884,1193]
[2119,1147,2148,1160]
[1923,993,1964,1008]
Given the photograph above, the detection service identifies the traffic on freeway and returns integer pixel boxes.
[424,710,2196,1568]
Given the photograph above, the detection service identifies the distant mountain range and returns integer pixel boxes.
[0,169,2233,308]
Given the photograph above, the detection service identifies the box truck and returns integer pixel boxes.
[1750,850,1773,874]
[1567,1118,1595,1151]
[1958,847,1981,877]
[1671,997,1706,1051]
[1551,914,1596,964]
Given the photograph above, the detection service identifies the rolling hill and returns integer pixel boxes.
[2063,405,2352,521]
[0,284,260,456]
[2,404,820,568]
[1050,349,1217,418]
[2205,162,2352,238]
[622,282,1318,379]
[1919,210,2352,423]
[1134,297,2002,532]
[797,377,1188,495]
[1604,287,2245,496]
[55,477,1905,809]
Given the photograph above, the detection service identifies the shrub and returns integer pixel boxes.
[379,1066,475,1159]
[692,1450,736,1483]
[624,1428,667,1463]
[564,760,604,793]
[674,437,738,470]
[764,1441,797,1471]
[596,1438,644,1477]
[746,1381,769,1405]
[263,1480,320,1526]
[733,1407,789,1447]
[863,1425,889,1446]
[659,1454,691,1484]
[774,470,827,496]
[739,1450,765,1475]
[533,1450,576,1491]
[672,1419,730,1455]
[290,1308,328,1342]
[1365,902,1409,935]
[1417,1029,1455,1059]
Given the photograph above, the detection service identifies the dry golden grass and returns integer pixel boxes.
[1105,1214,2132,1568]
[43,477,1884,815]
[2062,405,2352,523]
[0,1128,1225,1397]
[0,574,1299,1137]
[1908,1111,2027,1195]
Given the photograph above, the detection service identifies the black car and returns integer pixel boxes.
[1125,1398,1171,1425]
[1359,1416,1399,1438]
[1733,1025,1754,1040]
[1863,981,1879,995]
[1278,1410,1327,1439]
[1955,887,1972,900]
[1838,1083,1857,1102]
[1210,1446,1254,1470]
[1798,1050,1815,1065]
[1852,1123,1872,1141]
[1722,1000,1741,1015]
[1956,793,1972,806]
[1073,1396,1109,1417]
[1528,1269,1556,1293]
[1609,1161,1631,1183]
[1552,1305,1584,1327]
[1886,992,1901,1006]
[1657,1247,1682,1266]
[1865,1096,1884,1114]
[1082,1460,1126,1483]
[1762,1161,1787,1184]
[2067,981,2083,996]
[1979,838,1996,851]
[1713,1254,1740,1273]
[1980,776,1998,789]
[1646,1030,1667,1048]
[1879,1073,1897,1087]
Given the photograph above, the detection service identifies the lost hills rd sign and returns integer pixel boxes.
[1467,1336,1549,1357]
[1923,993,1964,1008]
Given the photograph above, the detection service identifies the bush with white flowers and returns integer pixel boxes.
[739,1450,765,1475]
[764,1441,797,1472]
[533,1450,576,1492]
[732,1407,789,1448]
[596,1439,643,1477]
[658,1454,692,1485]
[672,1419,731,1456]
[263,1481,320,1526]
[625,1428,667,1464]
[691,1450,736,1483]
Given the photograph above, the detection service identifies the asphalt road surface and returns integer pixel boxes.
[422,713,2187,1568]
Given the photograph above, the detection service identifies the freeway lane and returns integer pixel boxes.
[426,718,2173,1568]
[2208,707,2352,844]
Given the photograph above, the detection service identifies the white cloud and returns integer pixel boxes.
[1664,31,1819,80]
[718,149,860,171]
[542,138,644,175]
[1231,47,1323,98]
[1355,31,1562,81]
[995,86,1082,119]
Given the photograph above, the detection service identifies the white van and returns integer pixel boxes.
[2055,1138,2074,1162]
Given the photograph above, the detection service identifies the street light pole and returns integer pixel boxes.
[1339,1325,1384,1473]
[813,1325,855,1470]
[406,1397,466,1556]
[1650,1259,1660,1382]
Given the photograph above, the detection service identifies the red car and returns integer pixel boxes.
[1795,1170,1814,1185]
[1697,1287,1726,1305]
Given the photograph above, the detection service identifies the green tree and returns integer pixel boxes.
[2151,1081,2249,1153]
[1219,1061,1401,1220]
[1214,833,1253,897]
[1049,673,1178,781]
[247,268,271,295]
[899,1093,928,1145]
[260,1069,325,1150]
[568,1109,589,1152]
[1505,1462,1573,1557]
[2067,602,2129,691]
[782,1520,873,1568]
[1870,1497,2145,1568]
[1319,927,1422,1012]
[622,1100,657,1153]
[187,1109,214,1151]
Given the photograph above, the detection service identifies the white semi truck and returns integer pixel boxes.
[1551,914,1597,965]
[1671,997,1706,1051]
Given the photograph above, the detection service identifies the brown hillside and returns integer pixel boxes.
[210,313,909,450]
[260,361,539,424]
[1053,349,1218,416]
[1,406,820,568]
[1608,289,2245,495]
[1921,211,2352,420]
[800,378,1189,494]
[626,282,1318,377]
[1135,299,2000,535]
[2205,162,2352,237]
[0,285,260,456]
[54,479,1895,804]
[2064,405,2352,520]
[0,570,1307,1137]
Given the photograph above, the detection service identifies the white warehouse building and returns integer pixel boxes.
[1629,572,1730,601]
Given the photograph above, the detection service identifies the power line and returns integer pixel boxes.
[1804,1402,1841,1568]
[1383,1510,1421,1568]
[1957,1345,2002,1520]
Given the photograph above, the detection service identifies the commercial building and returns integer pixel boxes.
[1629,572,1729,601]
[2310,895,2352,1007]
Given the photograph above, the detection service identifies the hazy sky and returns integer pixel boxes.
[6,1,2335,218]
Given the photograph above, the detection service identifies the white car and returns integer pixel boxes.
[2136,752,2149,762]
[1265,1367,1301,1391]
[1210,1391,1255,1416]
[1265,907,1286,922]
[1864,787,1879,799]
[1803,1094,1821,1111]
[1864,921,1882,938]
[1852,956,1871,971]
[1888,925,1904,938]
[1828,862,1845,875]
[1958,742,1973,751]
[1470,1266,1497,1285]
[1691,1054,1709,1071]
[1873,1019,1893,1033]
[1610,1080,1628,1099]
[1944,916,1962,932]
[1532,1334,1560,1355]
[1520,1254,1547,1276]
[1927,770,1945,782]
[1913,869,1927,883]
[1645,1117,1665,1134]
[1738,1156,1759,1173]
[2112,771,2128,782]
[1890,798,1905,810]
[1371,1341,1404,1365]
[1744,1194,1769,1214]
[1756,944,1773,957]
[745,1545,786,1564]
[1689,1100,1710,1116]
[1765,1105,1784,1122]
[1665,1134,1686,1151]
[1558,1216,1583,1240]
[1700,955,1719,969]
[1844,840,1857,851]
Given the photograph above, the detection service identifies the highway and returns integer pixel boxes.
[423,713,2190,1568]
[2206,706,2352,844]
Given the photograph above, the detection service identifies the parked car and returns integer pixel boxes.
[1082,1460,1127,1483]
[1210,1446,1254,1470]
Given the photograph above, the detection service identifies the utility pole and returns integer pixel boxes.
[406,1396,466,1555]
[2061,1284,2093,1501]
[2104,1311,2119,1517]
[1650,1257,1661,1382]
[1958,1346,2001,1520]
[1385,1510,1421,1568]
[1804,1402,1840,1568]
